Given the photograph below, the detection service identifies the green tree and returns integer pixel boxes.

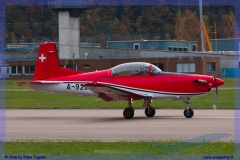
[175,10,201,49]
[218,10,235,38]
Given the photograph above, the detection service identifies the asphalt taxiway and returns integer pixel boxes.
[6,109,235,141]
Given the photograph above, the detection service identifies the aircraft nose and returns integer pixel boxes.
[213,78,225,87]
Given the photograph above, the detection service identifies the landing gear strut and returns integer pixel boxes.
[123,99,134,119]
[123,98,156,119]
[144,99,156,118]
[183,98,194,118]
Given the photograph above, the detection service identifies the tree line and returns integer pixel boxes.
[6,6,236,49]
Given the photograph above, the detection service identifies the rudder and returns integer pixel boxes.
[34,42,81,80]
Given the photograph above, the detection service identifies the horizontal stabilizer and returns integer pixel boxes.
[14,81,32,85]
[15,81,62,85]
[31,81,62,84]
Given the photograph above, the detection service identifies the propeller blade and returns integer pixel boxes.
[213,87,218,109]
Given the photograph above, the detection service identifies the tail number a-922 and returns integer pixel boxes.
[66,84,87,90]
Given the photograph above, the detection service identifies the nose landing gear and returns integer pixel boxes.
[183,98,194,118]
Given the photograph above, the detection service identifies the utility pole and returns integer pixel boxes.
[199,0,204,52]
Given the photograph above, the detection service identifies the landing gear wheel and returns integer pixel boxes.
[123,108,134,119]
[145,107,156,117]
[184,108,194,118]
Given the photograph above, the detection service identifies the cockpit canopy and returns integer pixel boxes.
[111,62,162,76]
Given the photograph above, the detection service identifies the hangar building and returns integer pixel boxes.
[7,45,222,79]
[106,40,198,52]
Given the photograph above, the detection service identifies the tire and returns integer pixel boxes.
[184,108,194,118]
[145,107,156,117]
[123,108,134,119]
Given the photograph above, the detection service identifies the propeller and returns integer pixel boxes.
[213,87,218,110]
[212,76,217,110]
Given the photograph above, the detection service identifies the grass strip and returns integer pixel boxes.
[6,89,234,109]
[6,141,234,155]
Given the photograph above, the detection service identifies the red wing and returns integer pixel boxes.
[84,83,152,101]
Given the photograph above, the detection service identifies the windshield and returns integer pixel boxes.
[150,64,162,75]
[112,62,150,76]
[111,62,162,76]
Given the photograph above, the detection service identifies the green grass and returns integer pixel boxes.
[6,141,234,155]
[6,80,31,89]
[220,78,235,88]
[6,89,234,109]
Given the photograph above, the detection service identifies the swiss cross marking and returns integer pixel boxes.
[39,54,47,62]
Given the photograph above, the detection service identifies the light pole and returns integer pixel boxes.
[199,0,204,52]
[72,53,75,70]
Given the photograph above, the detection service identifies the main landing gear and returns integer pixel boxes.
[123,98,194,119]
[144,99,156,117]
[183,98,194,118]
[123,99,134,119]
[123,108,134,119]
[123,99,156,119]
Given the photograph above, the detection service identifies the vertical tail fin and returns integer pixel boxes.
[34,42,81,81]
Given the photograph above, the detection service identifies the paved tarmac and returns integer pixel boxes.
[6,109,235,142]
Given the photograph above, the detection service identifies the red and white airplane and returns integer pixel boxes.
[27,42,224,119]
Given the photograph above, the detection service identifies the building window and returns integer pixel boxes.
[17,66,22,74]
[24,66,35,74]
[7,67,10,74]
[133,43,140,49]
[207,62,216,72]
[192,44,197,51]
[11,66,22,75]
[168,46,188,52]
[153,63,164,71]
[177,63,195,73]
[84,64,90,69]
